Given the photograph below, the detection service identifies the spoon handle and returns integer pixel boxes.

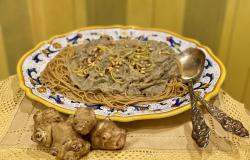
[194,93,249,138]
[188,82,210,148]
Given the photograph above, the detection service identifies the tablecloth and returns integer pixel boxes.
[0,75,250,160]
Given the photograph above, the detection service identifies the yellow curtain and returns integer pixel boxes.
[0,0,250,108]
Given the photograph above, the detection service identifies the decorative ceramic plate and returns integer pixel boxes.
[17,25,226,122]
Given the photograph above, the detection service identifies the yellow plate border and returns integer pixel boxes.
[17,25,226,122]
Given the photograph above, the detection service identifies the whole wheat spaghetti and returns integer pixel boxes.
[41,36,188,109]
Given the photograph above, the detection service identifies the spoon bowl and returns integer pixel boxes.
[177,48,205,83]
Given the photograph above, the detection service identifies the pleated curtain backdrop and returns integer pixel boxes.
[0,0,250,108]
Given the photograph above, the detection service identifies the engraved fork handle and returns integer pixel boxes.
[194,93,249,138]
[189,82,211,148]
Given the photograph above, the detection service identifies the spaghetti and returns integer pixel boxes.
[41,36,188,109]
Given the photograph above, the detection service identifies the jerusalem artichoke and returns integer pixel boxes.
[91,118,126,150]
[31,108,64,147]
[50,122,90,160]
[69,107,97,135]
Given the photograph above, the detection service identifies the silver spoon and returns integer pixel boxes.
[177,48,210,148]
[177,48,249,147]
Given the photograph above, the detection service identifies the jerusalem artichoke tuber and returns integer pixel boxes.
[31,108,64,147]
[91,118,126,150]
[69,107,97,135]
[50,122,90,160]
[33,108,64,125]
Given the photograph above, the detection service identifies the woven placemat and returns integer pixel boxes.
[0,75,250,160]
